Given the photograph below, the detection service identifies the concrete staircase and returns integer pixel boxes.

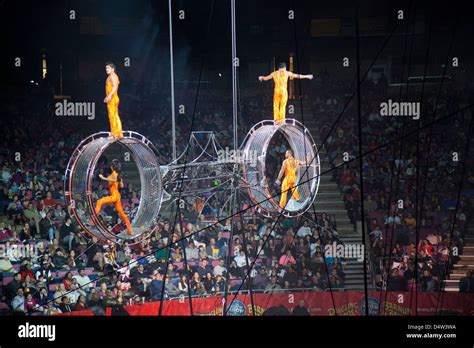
[443,225,474,292]
[301,115,374,290]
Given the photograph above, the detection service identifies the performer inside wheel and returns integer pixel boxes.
[275,150,311,209]
[104,61,124,139]
[258,62,313,124]
[93,159,133,235]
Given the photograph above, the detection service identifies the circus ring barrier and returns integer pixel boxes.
[64,131,163,244]
[240,119,320,218]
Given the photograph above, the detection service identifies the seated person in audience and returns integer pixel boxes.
[74,295,88,311]
[206,238,221,260]
[426,232,442,245]
[178,275,189,294]
[386,268,407,291]
[24,292,39,313]
[418,239,433,257]
[59,296,72,313]
[419,270,438,292]
[403,213,416,230]
[150,272,163,300]
[11,288,26,313]
[44,301,62,315]
[185,240,199,260]
[195,259,212,278]
[73,267,93,293]
[213,258,227,277]
[0,254,14,272]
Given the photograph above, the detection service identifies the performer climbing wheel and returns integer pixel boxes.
[64,131,163,244]
[240,119,321,218]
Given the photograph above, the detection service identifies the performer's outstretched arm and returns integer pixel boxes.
[288,72,314,80]
[297,154,313,167]
[258,72,274,81]
[275,160,286,185]
[99,173,117,183]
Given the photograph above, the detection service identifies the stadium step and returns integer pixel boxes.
[314,203,347,211]
[344,267,366,273]
[345,273,368,279]
[317,182,339,189]
[443,279,460,284]
[316,192,342,199]
[301,124,374,291]
[344,278,370,285]
[449,274,468,280]
[339,235,365,241]
[453,264,474,268]
[318,175,333,182]
[445,221,474,292]
[459,258,474,264]
[343,284,376,290]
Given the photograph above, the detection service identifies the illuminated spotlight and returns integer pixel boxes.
[30,80,35,83]
[218,73,222,77]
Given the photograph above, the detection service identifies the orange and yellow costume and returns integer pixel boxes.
[106,76,123,138]
[273,70,289,122]
[280,157,299,208]
[95,170,133,235]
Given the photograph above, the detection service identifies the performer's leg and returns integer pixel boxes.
[107,99,123,139]
[291,182,299,201]
[95,196,114,215]
[279,92,288,122]
[115,201,133,235]
[112,113,123,138]
[114,98,123,138]
[280,178,289,208]
[284,179,298,206]
[273,93,282,122]
[91,196,113,226]
[107,103,115,137]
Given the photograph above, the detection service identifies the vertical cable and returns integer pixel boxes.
[355,1,370,316]
[178,204,194,315]
[169,0,177,161]
[231,0,238,151]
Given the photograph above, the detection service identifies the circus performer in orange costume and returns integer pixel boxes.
[94,159,133,235]
[104,62,123,139]
[258,62,313,123]
[275,150,310,209]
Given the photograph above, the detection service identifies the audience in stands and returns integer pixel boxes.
[0,72,472,316]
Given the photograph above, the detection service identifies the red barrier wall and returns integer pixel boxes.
[57,292,474,316]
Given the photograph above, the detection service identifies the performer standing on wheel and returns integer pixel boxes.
[258,62,313,123]
[104,62,123,139]
[94,159,133,235]
[275,150,310,209]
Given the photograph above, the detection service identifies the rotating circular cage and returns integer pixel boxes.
[64,131,163,244]
[241,119,320,218]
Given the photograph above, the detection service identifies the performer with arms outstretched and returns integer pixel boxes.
[104,62,123,139]
[94,159,133,235]
[275,150,311,209]
[258,62,313,123]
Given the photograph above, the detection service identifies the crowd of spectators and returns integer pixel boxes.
[0,81,348,315]
[313,74,474,292]
[1,66,473,316]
